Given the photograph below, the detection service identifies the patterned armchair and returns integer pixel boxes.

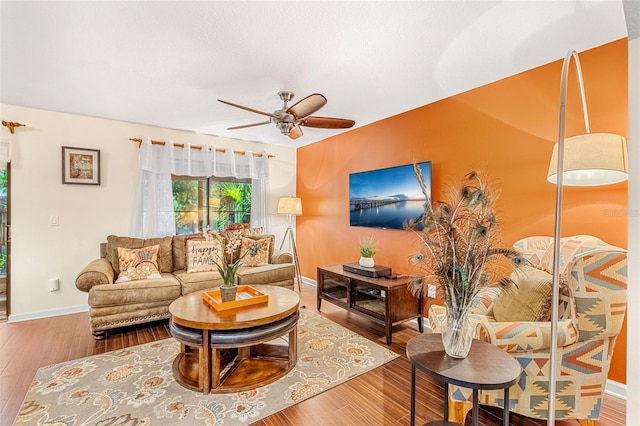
[428,235,627,425]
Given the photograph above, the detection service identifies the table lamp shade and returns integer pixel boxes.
[277,197,302,216]
[547,133,628,186]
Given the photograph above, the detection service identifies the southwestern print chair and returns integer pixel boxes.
[428,235,627,425]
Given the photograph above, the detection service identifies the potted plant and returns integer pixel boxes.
[216,254,244,302]
[358,236,377,268]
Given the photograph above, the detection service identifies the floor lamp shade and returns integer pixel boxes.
[277,197,302,216]
[547,133,628,186]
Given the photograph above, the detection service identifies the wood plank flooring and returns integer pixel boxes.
[0,283,626,425]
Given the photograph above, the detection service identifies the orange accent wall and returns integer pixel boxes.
[297,39,628,384]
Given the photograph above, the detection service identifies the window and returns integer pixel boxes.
[172,176,252,234]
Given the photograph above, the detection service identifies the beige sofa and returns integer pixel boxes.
[76,232,295,339]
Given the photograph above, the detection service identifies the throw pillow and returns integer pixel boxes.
[240,237,271,266]
[492,264,554,322]
[115,245,162,283]
[243,227,265,236]
[186,239,224,273]
[107,235,173,274]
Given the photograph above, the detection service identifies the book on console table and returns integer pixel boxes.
[342,262,392,278]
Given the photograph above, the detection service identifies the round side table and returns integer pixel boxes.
[406,333,521,426]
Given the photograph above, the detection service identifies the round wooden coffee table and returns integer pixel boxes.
[169,285,300,394]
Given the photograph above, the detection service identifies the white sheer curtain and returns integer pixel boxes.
[0,128,11,170]
[130,137,271,238]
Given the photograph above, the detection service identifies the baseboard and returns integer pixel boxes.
[605,379,626,400]
[302,274,628,401]
[8,304,89,323]
[300,276,317,286]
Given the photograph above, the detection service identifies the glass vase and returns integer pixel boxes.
[441,308,473,358]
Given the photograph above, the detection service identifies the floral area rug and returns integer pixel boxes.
[15,308,398,425]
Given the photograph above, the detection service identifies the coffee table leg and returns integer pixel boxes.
[202,330,211,394]
[288,326,297,369]
[410,363,416,426]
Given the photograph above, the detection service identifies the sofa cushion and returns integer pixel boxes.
[172,234,205,271]
[186,239,224,273]
[173,269,224,295]
[115,245,163,283]
[106,235,173,274]
[236,263,295,285]
[240,237,271,266]
[493,265,553,322]
[88,273,181,307]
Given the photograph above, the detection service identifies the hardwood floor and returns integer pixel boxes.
[0,283,626,425]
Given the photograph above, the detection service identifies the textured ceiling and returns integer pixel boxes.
[0,1,629,148]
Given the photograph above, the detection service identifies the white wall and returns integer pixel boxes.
[0,104,297,321]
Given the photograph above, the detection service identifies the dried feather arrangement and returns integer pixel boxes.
[406,166,525,322]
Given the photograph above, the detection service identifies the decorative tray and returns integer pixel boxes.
[202,285,269,311]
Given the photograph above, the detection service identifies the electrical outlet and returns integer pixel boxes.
[427,284,436,298]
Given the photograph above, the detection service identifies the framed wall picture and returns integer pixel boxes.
[62,146,101,185]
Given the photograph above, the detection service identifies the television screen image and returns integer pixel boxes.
[349,161,431,230]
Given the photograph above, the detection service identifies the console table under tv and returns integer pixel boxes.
[316,264,423,345]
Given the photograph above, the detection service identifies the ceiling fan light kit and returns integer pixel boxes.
[218,91,354,140]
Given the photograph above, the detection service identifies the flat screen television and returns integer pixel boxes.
[349,161,431,230]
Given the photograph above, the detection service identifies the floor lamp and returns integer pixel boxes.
[277,196,303,291]
[545,50,628,424]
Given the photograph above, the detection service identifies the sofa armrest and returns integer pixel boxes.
[271,248,293,264]
[76,258,115,292]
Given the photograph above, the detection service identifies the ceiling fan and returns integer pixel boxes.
[218,91,355,140]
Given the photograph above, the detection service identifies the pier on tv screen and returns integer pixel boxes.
[349,161,431,230]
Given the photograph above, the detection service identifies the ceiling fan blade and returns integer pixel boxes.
[287,93,327,119]
[289,125,303,140]
[218,99,278,119]
[227,120,270,130]
[300,116,355,129]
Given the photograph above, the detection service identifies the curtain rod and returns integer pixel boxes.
[129,138,275,158]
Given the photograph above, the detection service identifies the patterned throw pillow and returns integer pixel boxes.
[186,239,224,273]
[115,245,162,283]
[240,237,270,266]
[492,264,554,322]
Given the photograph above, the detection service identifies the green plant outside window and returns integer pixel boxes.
[172,176,251,234]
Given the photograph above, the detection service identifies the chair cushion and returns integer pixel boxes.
[492,265,553,322]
